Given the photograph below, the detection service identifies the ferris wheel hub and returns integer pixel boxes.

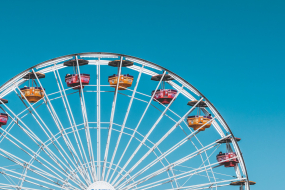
[87,181,115,190]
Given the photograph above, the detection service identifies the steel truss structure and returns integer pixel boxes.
[0,52,251,190]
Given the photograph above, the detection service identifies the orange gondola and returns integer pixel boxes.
[21,72,45,103]
[187,100,212,131]
[187,115,212,131]
[108,60,134,90]
[20,87,44,103]
[108,74,133,90]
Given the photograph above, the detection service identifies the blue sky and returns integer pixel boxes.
[0,1,284,189]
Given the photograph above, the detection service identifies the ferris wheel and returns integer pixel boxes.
[0,53,255,190]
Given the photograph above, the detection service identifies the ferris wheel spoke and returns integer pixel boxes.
[121,137,216,190]
[149,107,217,188]
[119,141,221,190]
[0,149,82,189]
[0,168,68,190]
[51,65,85,163]
[27,71,90,183]
[117,89,189,127]
[0,101,58,161]
[0,184,43,190]
[0,129,86,188]
[76,64,96,182]
[111,125,177,187]
[162,113,215,186]
[122,142,176,190]
[75,56,96,183]
[123,83,190,126]
[167,178,245,190]
[0,88,41,145]
[0,53,251,189]
[185,140,214,187]
[43,131,92,188]
[141,142,238,190]
[108,71,166,184]
[124,87,184,120]
[230,139,246,179]
[96,58,101,180]
[179,144,220,188]
[0,131,68,182]
[0,166,78,189]
[173,167,223,182]
[66,160,137,189]
[0,167,17,187]
[102,56,123,181]
[53,66,92,182]
[182,106,224,187]
[181,184,232,190]
[78,92,94,184]
[114,85,184,187]
[150,145,178,189]
[55,68,92,182]
[118,131,226,189]
[14,86,80,177]
[179,165,236,180]
[105,64,145,182]
[179,120,216,187]
[155,143,180,189]
[0,115,17,144]
[113,88,187,186]
[0,100,86,187]
[18,149,47,189]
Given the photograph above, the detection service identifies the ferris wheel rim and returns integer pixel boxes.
[0,52,250,189]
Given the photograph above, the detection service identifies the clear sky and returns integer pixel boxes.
[0,1,284,189]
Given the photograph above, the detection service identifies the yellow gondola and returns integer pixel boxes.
[20,87,44,103]
[21,72,45,103]
[108,60,134,90]
[108,74,133,90]
[187,100,212,131]
[187,116,212,131]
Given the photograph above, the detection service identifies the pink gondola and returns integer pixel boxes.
[0,113,8,126]
[65,74,90,89]
[216,152,239,167]
[152,89,177,104]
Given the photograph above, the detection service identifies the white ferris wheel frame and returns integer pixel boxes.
[0,52,251,190]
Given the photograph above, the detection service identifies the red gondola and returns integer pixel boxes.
[0,98,8,127]
[216,151,239,167]
[152,89,177,104]
[151,74,177,104]
[65,74,90,89]
[64,59,90,90]
[0,113,8,126]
